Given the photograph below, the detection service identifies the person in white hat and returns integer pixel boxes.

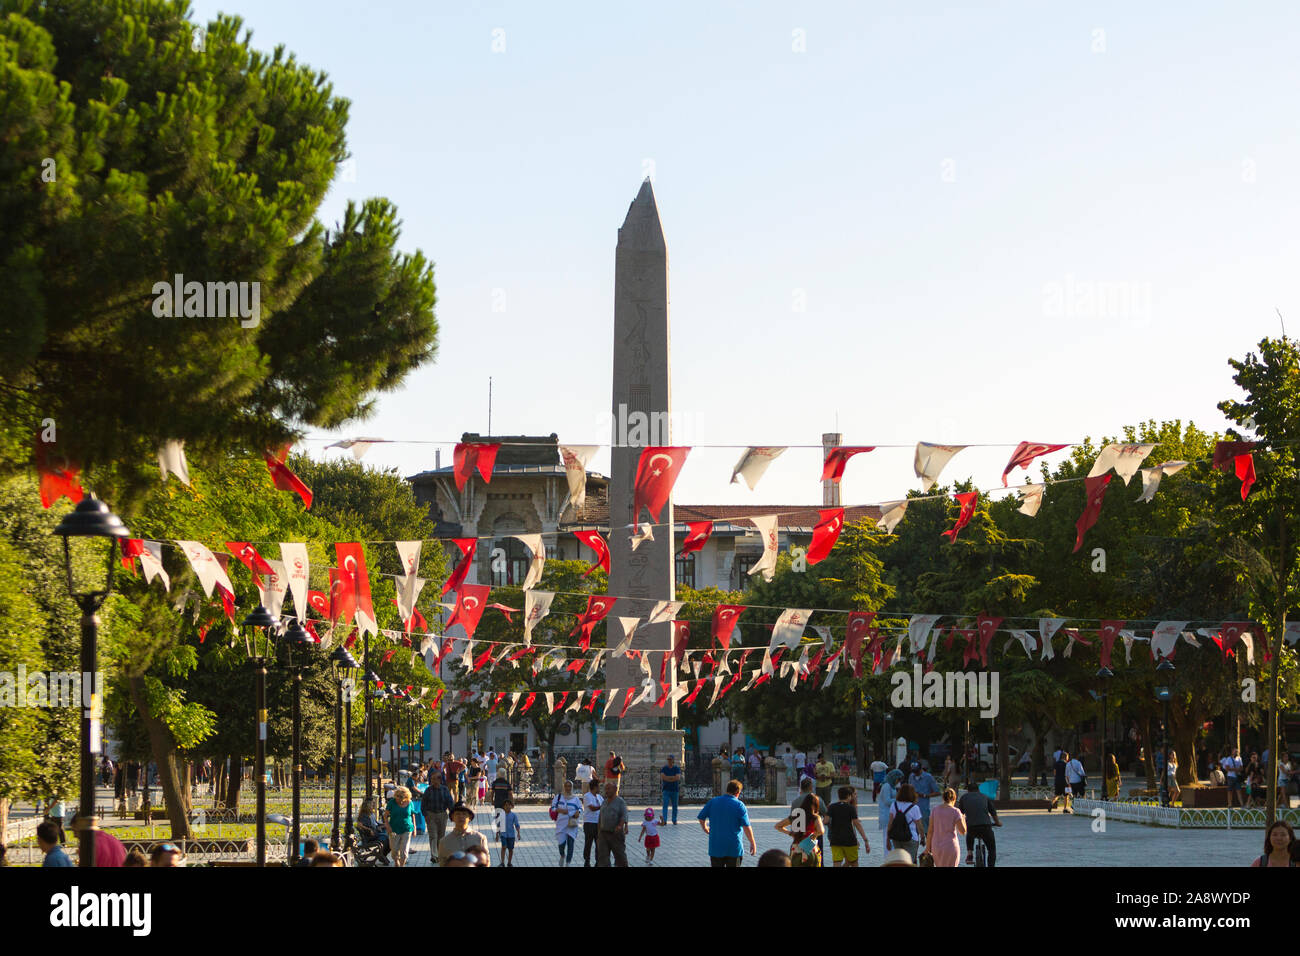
[881,847,915,867]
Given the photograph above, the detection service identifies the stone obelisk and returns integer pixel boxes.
[601,179,684,796]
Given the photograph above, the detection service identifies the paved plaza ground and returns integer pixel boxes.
[404,799,1268,868]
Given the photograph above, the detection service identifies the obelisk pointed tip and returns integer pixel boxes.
[619,179,665,248]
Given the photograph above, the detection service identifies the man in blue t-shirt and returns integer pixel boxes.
[697,780,756,867]
[908,767,940,829]
[660,755,682,825]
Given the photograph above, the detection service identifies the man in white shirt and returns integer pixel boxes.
[1221,749,1243,807]
[575,758,595,787]
[1065,754,1086,797]
[580,778,604,867]
[782,747,796,780]
[795,750,807,780]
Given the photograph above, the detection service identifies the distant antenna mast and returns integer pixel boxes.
[488,376,493,435]
[1278,308,1287,340]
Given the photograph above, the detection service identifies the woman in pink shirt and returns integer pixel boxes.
[926,788,967,867]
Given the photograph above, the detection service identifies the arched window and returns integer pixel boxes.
[491,513,531,587]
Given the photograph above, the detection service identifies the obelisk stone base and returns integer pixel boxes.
[598,729,684,804]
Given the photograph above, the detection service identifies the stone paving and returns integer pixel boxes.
[400,798,1268,868]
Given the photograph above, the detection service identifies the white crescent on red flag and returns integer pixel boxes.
[680,520,713,556]
[1097,620,1124,670]
[975,615,1002,667]
[1073,474,1112,553]
[845,611,875,678]
[940,491,978,542]
[226,541,273,588]
[336,543,377,636]
[633,446,690,523]
[572,530,611,576]
[730,446,786,490]
[264,445,312,508]
[441,538,477,597]
[447,583,490,640]
[821,446,875,483]
[452,442,501,492]
[914,442,966,492]
[807,508,844,564]
[1002,441,1068,486]
[570,594,614,651]
[559,444,599,514]
[712,605,745,649]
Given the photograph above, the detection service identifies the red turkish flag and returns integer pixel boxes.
[326,568,356,625]
[1219,621,1252,654]
[381,649,396,666]
[488,692,506,716]
[119,538,145,574]
[808,508,845,564]
[520,692,537,714]
[197,619,213,644]
[1073,474,1112,553]
[821,446,875,483]
[264,445,312,508]
[845,611,876,678]
[958,629,979,667]
[680,521,713,556]
[226,542,273,587]
[618,687,636,719]
[488,603,519,623]
[1098,620,1124,670]
[507,646,534,662]
[1002,441,1068,486]
[308,589,330,618]
[975,615,1002,667]
[303,620,321,643]
[941,491,979,541]
[389,602,429,634]
[34,438,84,509]
[672,621,690,663]
[566,657,585,674]
[554,691,571,713]
[584,690,603,713]
[572,530,611,577]
[633,447,691,523]
[338,545,375,632]
[429,689,444,710]
[682,681,705,705]
[216,585,236,623]
[441,539,477,597]
[1213,441,1259,500]
[471,644,495,672]
[447,583,490,640]
[712,605,745,650]
[452,442,501,492]
[569,594,614,652]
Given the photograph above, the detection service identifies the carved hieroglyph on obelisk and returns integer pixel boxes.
[607,179,677,731]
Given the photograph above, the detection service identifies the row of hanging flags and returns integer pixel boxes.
[36,437,1261,563]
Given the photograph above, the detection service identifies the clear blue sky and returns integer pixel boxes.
[193,0,1300,506]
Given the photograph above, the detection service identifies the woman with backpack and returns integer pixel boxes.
[886,782,924,863]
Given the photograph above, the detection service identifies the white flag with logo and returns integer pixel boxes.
[768,608,811,653]
[1089,443,1157,485]
[522,590,555,646]
[1151,621,1189,661]
[139,541,170,592]
[648,600,684,626]
[1039,618,1066,661]
[877,500,909,534]
[612,616,640,657]
[748,514,780,582]
[914,442,966,492]
[1018,485,1046,517]
[511,534,546,590]
[176,541,235,598]
[259,559,288,618]
[730,447,787,490]
[1136,461,1190,503]
[280,543,310,619]
[559,445,599,514]
[907,615,942,657]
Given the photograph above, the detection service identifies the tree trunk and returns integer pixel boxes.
[997,712,1011,797]
[227,755,244,812]
[126,673,192,839]
[213,758,226,811]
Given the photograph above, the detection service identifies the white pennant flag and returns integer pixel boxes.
[679,650,694,676]
[748,515,780,582]
[328,437,382,460]
[395,541,422,578]
[1018,485,1046,517]
[280,543,310,619]
[1089,443,1157,485]
[1151,621,1189,661]
[396,574,427,627]
[639,651,654,681]
[260,559,288,618]
[730,446,787,490]
[1137,461,1190,503]
[543,692,554,714]
[532,652,547,676]
[629,523,655,551]
[768,608,811,653]
[511,534,546,590]
[1239,632,1255,665]
[1120,630,1136,664]
[707,675,727,708]
[669,682,690,706]
[522,590,555,646]
[877,500,909,534]
[157,441,190,485]
[1039,618,1066,660]
[139,541,170,591]
[603,691,621,720]
[508,692,523,717]
[812,625,833,652]
[907,615,942,657]
[460,639,474,670]
[493,643,516,665]
[648,600,684,626]
[888,639,904,667]
[550,654,566,671]
[716,651,731,676]
[1008,629,1036,658]
[559,445,599,514]
[914,442,966,492]
[820,653,841,689]
[176,541,235,598]
[632,677,657,708]
[566,691,585,713]
[612,617,640,657]
[1180,630,1201,648]
[585,649,606,679]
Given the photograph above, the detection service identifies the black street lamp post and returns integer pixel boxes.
[1155,658,1175,807]
[241,605,277,866]
[883,712,894,769]
[53,495,129,868]
[329,645,358,851]
[280,619,314,864]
